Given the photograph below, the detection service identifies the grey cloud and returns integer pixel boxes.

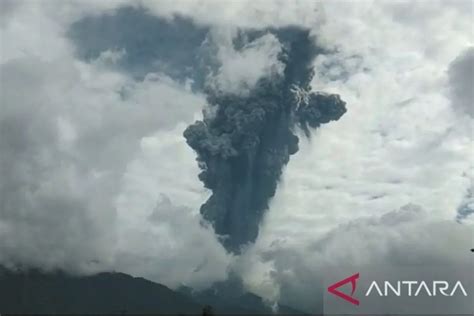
[246,204,473,313]
[114,193,230,289]
[68,6,209,88]
[0,53,210,279]
[448,47,474,117]
[0,58,116,273]
[139,0,323,29]
[67,6,301,94]
[205,31,284,94]
[456,187,474,222]
[0,0,20,23]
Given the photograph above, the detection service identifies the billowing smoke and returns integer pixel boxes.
[184,27,347,253]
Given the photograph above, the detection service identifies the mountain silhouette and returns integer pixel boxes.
[0,267,304,314]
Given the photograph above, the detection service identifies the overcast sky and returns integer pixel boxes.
[0,0,473,312]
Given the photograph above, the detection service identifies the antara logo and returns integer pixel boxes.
[328,273,468,306]
[327,273,360,305]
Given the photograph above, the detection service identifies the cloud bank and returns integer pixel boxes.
[0,0,472,312]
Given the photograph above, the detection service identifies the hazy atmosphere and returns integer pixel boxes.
[0,0,473,313]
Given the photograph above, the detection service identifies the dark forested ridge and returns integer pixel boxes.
[0,267,304,314]
[0,268,201,314]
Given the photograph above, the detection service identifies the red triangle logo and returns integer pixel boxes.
[327,273,360,306]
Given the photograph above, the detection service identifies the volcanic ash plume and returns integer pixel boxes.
[184,27,347,253]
